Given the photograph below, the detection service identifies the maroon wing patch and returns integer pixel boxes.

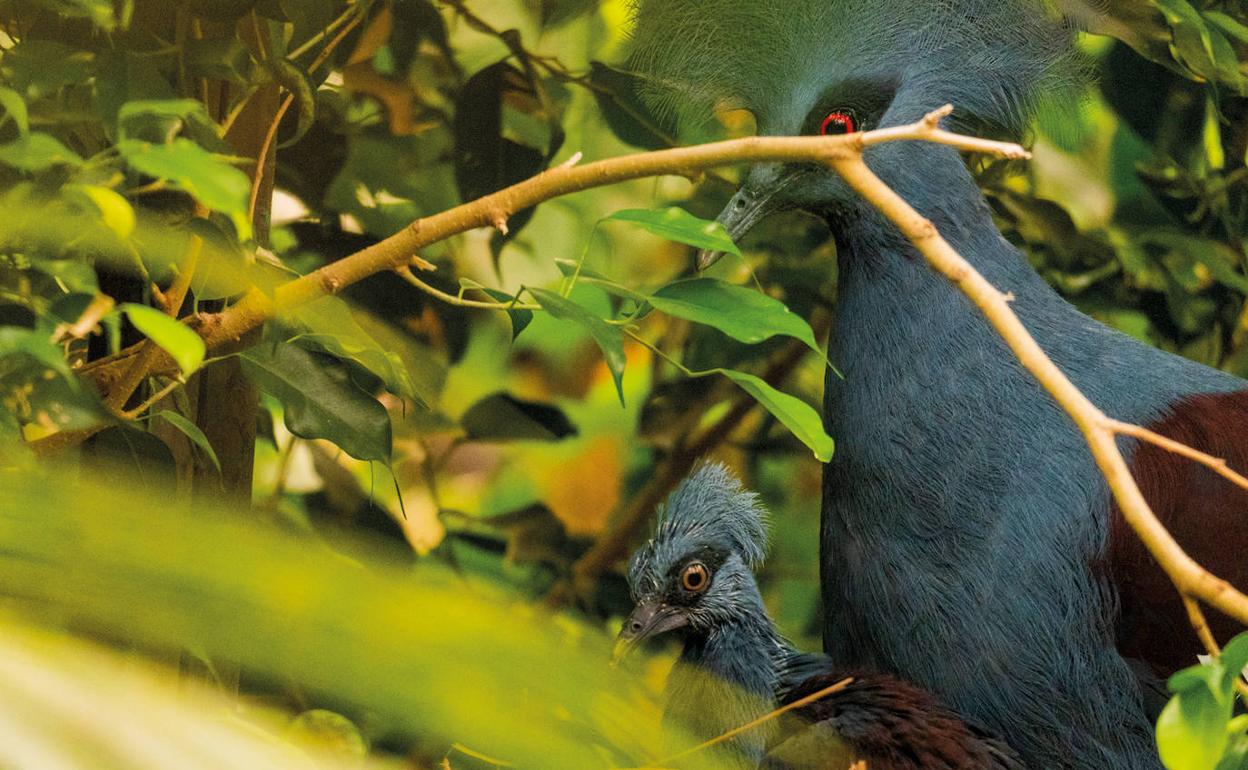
[1110,390,1248,674]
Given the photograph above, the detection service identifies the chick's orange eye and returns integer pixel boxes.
[820,110,857,136]
[681,562,710,592]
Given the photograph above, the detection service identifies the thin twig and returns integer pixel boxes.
[287,2,363,61]
[395,266,540,311]
[1107,418,1248,493]
[1184,597,1248,699]
[247,8,364,222]
[655,677,853,765]
[105,235,203,411]
[52,293,114,343]
[120,378,184,420]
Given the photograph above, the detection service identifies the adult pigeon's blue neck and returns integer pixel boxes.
[664,590,788,769]
[816,158,1238,768]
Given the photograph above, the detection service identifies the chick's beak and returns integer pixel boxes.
[696,163,803,271]
[611,601,688,666]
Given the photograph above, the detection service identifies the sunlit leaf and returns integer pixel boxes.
[118,139,251,236]
[0,473,674,770]
[25,0,117,28]
[604,208,742,256]
[0,133,83,172]
[0,624,393,770]
[1157,684,1229,770]
[650,278,826,361]
[121,303,205,376]
[0,87,29,134]
[73,184,137,239]
[714,368,834,462]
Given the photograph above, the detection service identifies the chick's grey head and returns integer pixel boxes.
[614,463,769,663]
[627,0,1082,262]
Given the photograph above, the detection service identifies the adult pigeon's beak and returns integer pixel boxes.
[611,601,688,666]
[696,163,803,271]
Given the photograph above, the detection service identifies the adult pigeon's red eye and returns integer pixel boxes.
[820,110,857,136]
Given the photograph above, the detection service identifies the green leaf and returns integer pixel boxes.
[117,99,212,137]
[241,344,392,464]
[0,87,29,135]
[27,0,117,28]
[118,139,251,237]
[554,260,651,305]
[460,393,577,442]
[712,368,834,462]
[0,133,83,172]
[481,288,535,340]
[649,278,825,360]
[604,208,741,256]
[120,304,205,376]
[1157,684,1231,770]
[1220,634,1248,690]
[269,58,315,148]
[1206,12,1248,45]
[153,410,221,473]
[586,61,677,150]
[284,296,418,402]
[72,184,137,239]
[528,288,626,405]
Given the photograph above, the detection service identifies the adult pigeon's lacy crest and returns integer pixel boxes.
[627,0,1082,138]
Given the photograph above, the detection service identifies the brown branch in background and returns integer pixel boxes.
[77,123,1023,394]
[566,336,814,598]
[104,235,203,412]
[247,6,364,222]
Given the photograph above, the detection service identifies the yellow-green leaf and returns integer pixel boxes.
[605,208,741,256]
[121,304,205,376]
[714,368,834,462]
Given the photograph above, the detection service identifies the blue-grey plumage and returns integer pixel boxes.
[617,464,1027,770]
[626,3,1248,768]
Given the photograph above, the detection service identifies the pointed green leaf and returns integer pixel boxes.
[242,344,391,464]
[604,208,741,256]
[120,304,205,376]
[528,288,626,405]
[153,410,221,473]
[118,139,250,237]
[482,288,536,341]
[713,368,834,462]
[1157,684,1231,770]
[0,133,83,172]
[117,99,212,136]
[0,87,29,135]
[284,296,418,402]
[650,278,825,360]
[554,260,650,304]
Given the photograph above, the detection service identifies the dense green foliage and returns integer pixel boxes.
[0,0,1246,767]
